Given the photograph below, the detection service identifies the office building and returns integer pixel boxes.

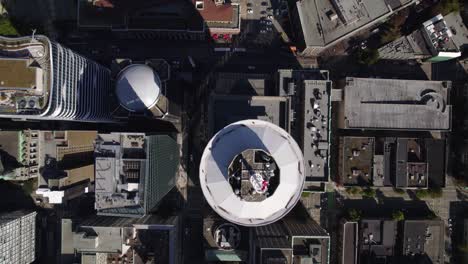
[207,70,332,192]
[0,211,37,264]
[203,214,249,263]
[402,220,444,264]
[200,119,305,226]
[34,130,97,204]
[0,35,113,122]
[61,215,180,264]
[339,136,446,189]
[379,12,468,62]
[336,77,452,131]
[0,130,38,180]
[277,69,332,190]
[292,0,415,56]
[359,219,397,264]
[94,132,179,217]
[341,219,444,264]
[254,211,330,264]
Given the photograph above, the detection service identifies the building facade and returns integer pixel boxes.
[0,35,114,122]
[0,211,37,264]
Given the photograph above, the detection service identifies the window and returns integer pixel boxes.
[196,1,204,10]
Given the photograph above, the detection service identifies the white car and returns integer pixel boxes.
[266,21,272,25]
[267,15,273,19]
[247,9,253,14]
[260,30,267,34]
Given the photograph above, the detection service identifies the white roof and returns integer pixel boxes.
[36,188,64,204]
[116,64,161,112]
[200,120,305,226]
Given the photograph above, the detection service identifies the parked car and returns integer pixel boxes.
[247,9,253,14]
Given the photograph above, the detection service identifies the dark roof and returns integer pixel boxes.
[425,138,446,187]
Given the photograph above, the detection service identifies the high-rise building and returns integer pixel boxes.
[94,132,179,217]
[0,35,114,122]
[0,211,37,264]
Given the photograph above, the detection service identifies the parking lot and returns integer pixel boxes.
[241,0,290,47]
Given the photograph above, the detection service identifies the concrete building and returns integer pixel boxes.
[402,220,444,264]
[61,215,180,264]
[203,214,249,263]
[94,132,179,217]
[379,12,468,62]
[78,0,240,42]
[341,219,444,264]
[292,0,415,56]
[253,211,330,264]
[0,211,37,264]
[277,69,332,191]
[0,35,114,122]
[33,130,97,204]
[0,131,38,181]
[359,219,397,264]
[336,77,452,131]
[339,136,446,189]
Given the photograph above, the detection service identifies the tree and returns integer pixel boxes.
[392,210,405,221]
[0,16,18,36]
[355,48,380,65]
[346,186,361,195]
[347,208,362,222]
[428,187,443,199]
[361,188,376,198]
[415,189,428,199]
[431,0,460,16]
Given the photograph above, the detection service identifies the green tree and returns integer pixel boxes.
[346,186,361,195]
[431,0,460,16]
[428,187,443,199]
[355,48,380,65]
[347,208,362,222]
[415,189,428,199]
[361,188,376,198]
[0,16,18,36]
[392,210,405,221]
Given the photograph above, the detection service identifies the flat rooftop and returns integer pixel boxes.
[403,220,444,263]
[422,14,459,53]
[341,77,452,131]
[296,0,412,48]
[0,59,39,89]
[360,220,397,259]
[340,137,374,186]
[194,0,240,30]
[378,30,432,60]
[94,133,147,217]
[277,69,331,182]
[0,37,49,115]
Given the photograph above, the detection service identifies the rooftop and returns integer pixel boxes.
[402,220,444,264]
[422,14,460,54]
[340,137,374,186]
[277,69,331,182]
[395,138,428,188]
[255,213,329,264]
[94,133,178,217]
[193,0,240,30]
[341,77,452,131]
[296,0,412,48]
[360,219,397,262]
[0,36,50,116]
[378,30,432,60]
[200,120,305,226]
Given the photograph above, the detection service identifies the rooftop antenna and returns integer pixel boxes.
[30,29,37,43]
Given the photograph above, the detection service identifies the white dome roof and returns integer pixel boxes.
[116,64,161,112]
[200,120,305,227]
